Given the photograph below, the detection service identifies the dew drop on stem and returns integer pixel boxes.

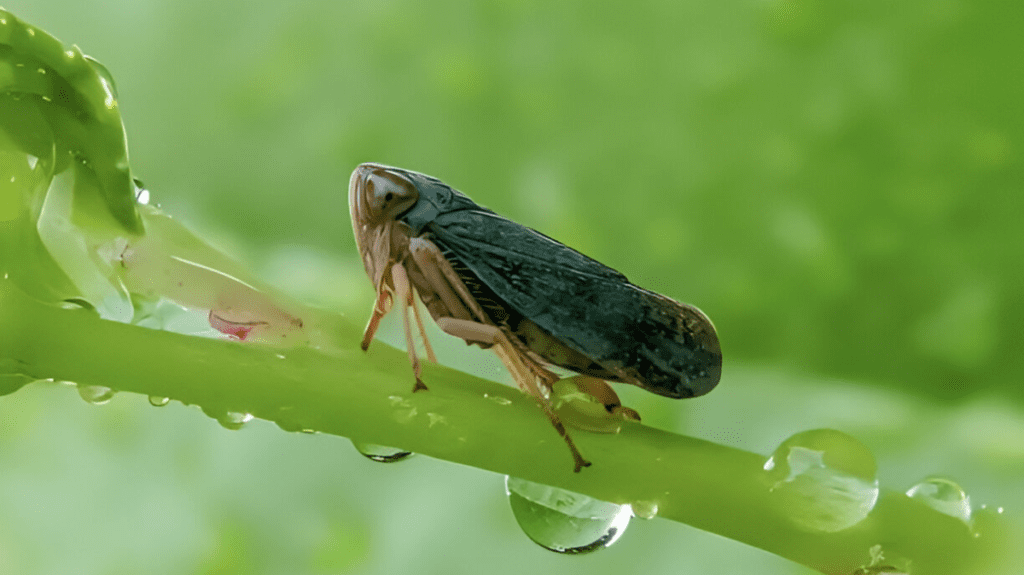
[219,411,253,430]
[906,477,972,524]
[763,428,879,532]
[148,395,170,407]
[505,476,631,554]
[77,384,115,405]
[201,405,253,430]
[352,441,414,463]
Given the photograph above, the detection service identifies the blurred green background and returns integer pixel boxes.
[2,1,1021,574]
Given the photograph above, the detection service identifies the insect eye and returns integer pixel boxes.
[364,171,417,218]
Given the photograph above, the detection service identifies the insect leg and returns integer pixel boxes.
[408,238,489,323]
[568,375,641,422]
[408,240,477,324]
[435,319,592,472]
[434,317,502,346]
[407,240,561,384]
[391,262,428,392]
[360,288,392,351]
[434,318,545,393]
[409,239,591,472]
[410,293,437,363]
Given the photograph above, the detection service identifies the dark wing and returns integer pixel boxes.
[424,208,721,398]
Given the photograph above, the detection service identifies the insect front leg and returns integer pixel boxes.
[360,288,392,352]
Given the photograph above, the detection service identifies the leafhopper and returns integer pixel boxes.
[349,163,721,472]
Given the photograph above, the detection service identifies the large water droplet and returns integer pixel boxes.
[148,395,170,407]
[505,476,630,554]
[352,441,414,463]
[763,429,879,532]
[77,384,115,405]
[906,477,972,524]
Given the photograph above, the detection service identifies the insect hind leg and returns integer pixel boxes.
[409,236,591,472]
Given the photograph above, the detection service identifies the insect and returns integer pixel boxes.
[349,163,721,472]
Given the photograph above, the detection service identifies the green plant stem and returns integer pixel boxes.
[0,281,1007,575]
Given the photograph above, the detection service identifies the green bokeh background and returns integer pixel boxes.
[2,1,1021,574]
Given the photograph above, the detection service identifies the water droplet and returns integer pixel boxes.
[61,298,96,311]
[148,395,170,407]
[352,441,414,463]
[505,476,630,554]
[630,500,659,519]
[906,477,971,523]
[763,429,879,532]
[219,411,253,430]
[77,384,115,405]
[201,406,253,430]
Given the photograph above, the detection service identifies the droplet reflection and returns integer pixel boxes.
[505,476,630,554]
